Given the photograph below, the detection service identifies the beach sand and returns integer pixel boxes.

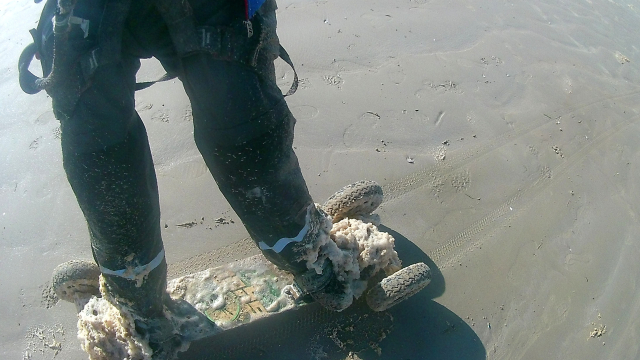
[2,0,640,359]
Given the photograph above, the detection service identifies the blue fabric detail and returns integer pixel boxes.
[247,0,266,18]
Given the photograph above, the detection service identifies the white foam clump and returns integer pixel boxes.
[77,277,152,360]
[304,213,402,309]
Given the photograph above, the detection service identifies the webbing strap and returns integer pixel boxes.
[132,44,299,97]
[24,0,299,98]
[195,20,262,67]
[79,0,131,81]
[100,249,165,281]
[278,44,299,97]
[134,72,177,91]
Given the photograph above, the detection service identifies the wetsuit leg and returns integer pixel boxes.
[29,0,175,320]
[180,1,317,274]
[60,57,166,319]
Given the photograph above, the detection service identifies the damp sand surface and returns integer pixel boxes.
[3,0,640,359]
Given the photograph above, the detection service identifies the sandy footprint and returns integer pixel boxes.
[291,105,320,121]
[182,105,193,122]
[450,169,471,192]
[323,74,344,88]
[135,101,153,112]
[151,109,170,123]
[342,111,380,149]
[34,111,55,125]
[298,77,311,90]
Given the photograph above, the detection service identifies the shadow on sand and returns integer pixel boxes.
[177,226,485,360]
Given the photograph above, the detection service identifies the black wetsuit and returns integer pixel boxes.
[34,0,315,318]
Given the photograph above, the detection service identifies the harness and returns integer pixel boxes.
[18,0,298,120]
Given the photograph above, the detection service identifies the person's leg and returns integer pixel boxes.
[179,0,313,269]
[180,1,350,310]
[34,0,169,319]
[60,58,167,319]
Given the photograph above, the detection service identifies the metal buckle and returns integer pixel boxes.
[243,20,254,38]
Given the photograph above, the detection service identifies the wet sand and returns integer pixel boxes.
[2,0,640,359]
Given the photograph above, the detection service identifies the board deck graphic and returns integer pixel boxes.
[167,254,304,335]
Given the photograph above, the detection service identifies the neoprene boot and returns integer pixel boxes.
[100,259,182,358]
[289,204,353,311]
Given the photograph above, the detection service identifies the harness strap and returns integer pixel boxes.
[196,19,262,68]
[79,0,130,81]
[135,72,177,91]
[132,44,299,97]
[34,0,57,63]
[278,44,299,97]
[21,0,299,99]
